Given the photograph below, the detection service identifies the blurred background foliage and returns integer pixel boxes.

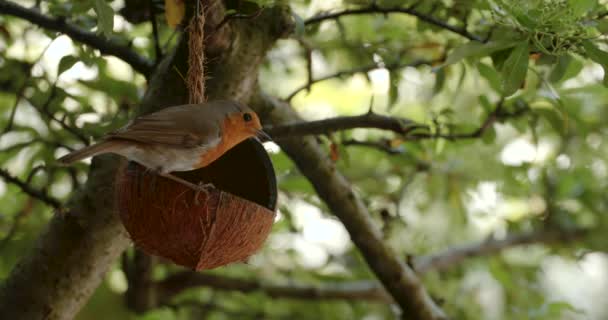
[1,0,608,319]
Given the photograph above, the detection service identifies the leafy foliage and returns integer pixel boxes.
[1,0,608,319]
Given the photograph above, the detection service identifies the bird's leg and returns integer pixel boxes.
[157,171,202,190]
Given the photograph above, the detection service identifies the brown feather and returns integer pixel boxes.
[57,140,125,164]
[106,103,231,147]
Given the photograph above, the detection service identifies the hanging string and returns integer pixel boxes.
[187,0,207,104]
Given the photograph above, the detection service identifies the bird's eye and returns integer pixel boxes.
[243,113,253,122]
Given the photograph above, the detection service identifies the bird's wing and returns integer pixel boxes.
[107,105,221,148]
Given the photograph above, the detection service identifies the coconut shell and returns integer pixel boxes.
[115,139,277,270]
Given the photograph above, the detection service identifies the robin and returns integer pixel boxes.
[58,100,270,191]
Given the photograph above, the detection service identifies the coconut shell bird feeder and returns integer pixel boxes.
[116,6,276,270]
[116,139,277,270]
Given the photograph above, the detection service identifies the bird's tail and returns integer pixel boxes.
[57,141,121,165]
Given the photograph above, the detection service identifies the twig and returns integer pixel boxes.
[0,0,153,76]
[295,38,314,96]
[408,100,529,141]
[305,4,483,42]
[24,165,46,185]
[285,59,435,101]
[156,272,392,304]
[265,100,529,143]
[342,139,404,155]
[2,40,54,134]
[36,85,90,145]
[264,112,425,139]
[414,227,588,273]
[0,168,62,209]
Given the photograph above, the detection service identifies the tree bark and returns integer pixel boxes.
[0,156,129,320]
[251,93,447,320]
[0,4,292,319]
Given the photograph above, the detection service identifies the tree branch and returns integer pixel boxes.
[409,100,529,141]
[414,227,588,274]
[0,4,294,319]
[342,139,404,155]
[123,250,156,313]
[264,100,529,142]
[305,4,483,42]
[155,227,588,307]
[36,85,90,145]
[0,0,154,76]
[264,112,425,139]
[156,272,392,304]
[0,168,62,210]
[252,92,447,320]
[285,60,435,101]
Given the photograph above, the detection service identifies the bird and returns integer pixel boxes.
[58,100,271,191]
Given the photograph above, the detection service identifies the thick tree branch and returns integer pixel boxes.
[0,168,62,210]
[0,0,154,76]
[0,155,130,320]
[305,4,483,42]
[414,227,588,273]
[157,272,392,304]
[285,60,435,101]
[252,92,446,320]
[0,4,293,319]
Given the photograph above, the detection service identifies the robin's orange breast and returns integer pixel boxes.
[195,115,253,168]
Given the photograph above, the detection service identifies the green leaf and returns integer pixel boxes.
[569,0,596,17]
[482,125,496,144]
[582,40,608,86]
[546,301,582,316]
[597,20,608,34]
[57,55,78,77]
[491,48,513,71]
[478,95,493,113]
[432,68,446,96]
[534,107,566,134]
[501,42,529,96]
[292,12,305,37]
[441,40,518,68]
[549,54,573,83]
[477,62,502,93]
[94,0,114,37]
[388,70,401,108]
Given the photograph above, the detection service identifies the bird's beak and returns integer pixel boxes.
[255,129,272,142]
